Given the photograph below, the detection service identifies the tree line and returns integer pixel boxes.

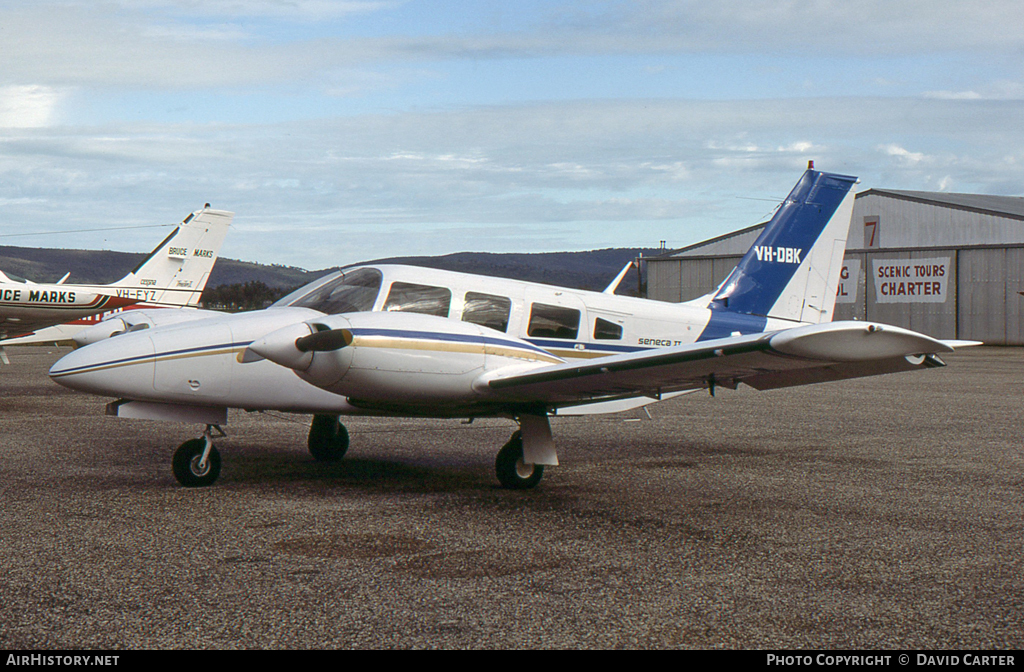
[200,281,295,312]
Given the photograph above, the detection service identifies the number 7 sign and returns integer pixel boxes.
[864,217,880,248]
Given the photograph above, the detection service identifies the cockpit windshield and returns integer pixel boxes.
[276,267,383,315]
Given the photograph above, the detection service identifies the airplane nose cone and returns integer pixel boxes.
[248,322,315,371]
[49,331,155,397]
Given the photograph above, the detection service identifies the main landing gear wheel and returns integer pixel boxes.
[308,414,350,462]
[172,437,221,488]
[495,431,544,490]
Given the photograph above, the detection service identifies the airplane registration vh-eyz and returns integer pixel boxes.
[48,168,973,490]
[0,206,232,360]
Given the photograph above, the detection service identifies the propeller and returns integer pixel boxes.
[295,327,353,353]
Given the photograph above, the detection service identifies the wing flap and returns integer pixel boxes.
[741,353,945,391]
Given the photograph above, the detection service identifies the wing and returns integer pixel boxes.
[0,294,139,341]
[482,321,958,407]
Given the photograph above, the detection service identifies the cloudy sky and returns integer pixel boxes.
[1,0,1022,271]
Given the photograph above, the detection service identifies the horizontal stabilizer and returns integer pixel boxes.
[940,340,983,349]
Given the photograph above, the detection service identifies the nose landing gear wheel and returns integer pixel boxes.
[495,431,544,490]
[172,438,221,487]
[308,414,350,462]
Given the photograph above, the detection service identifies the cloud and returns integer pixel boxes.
[4,1,1024,91]
[2,2,1023,268]
[2,95,1021,268]
[924,90,983,101]
[0,6,325,88]
[925,80,1024,101]
[0,86,65,128]
[166,0,395,20]
[25,0,395,21]
[879,143,926,164]
[611,0,1024,55]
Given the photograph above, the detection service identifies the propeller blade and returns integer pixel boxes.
[295,328,353,352]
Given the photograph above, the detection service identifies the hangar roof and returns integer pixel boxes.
[656,222,766,258]
[657,189,1024,259]
[862,189,1024,221]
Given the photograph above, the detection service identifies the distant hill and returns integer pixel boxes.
[0,245,320,289]
[0,245,658,296]
[365,249,656,294]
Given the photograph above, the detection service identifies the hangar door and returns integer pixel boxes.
[958,247,1024,346]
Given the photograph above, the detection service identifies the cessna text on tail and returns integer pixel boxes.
[0,207,232,351]
[49,169,971,490]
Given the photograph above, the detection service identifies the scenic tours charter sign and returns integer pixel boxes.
[872,257,949,303]
[834,257,951,304]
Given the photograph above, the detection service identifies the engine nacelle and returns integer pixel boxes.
[248,311,563,405]
[73,317,129,346]
[73,308,224,347]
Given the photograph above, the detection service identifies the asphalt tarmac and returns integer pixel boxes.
[1,345,1021,650]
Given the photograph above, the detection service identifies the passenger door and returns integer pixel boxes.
[521,289,589,358]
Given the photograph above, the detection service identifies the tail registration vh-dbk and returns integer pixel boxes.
[49,169,970,490]
[0,207,232,357]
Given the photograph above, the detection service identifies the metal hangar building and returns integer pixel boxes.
[645,188,1024,345]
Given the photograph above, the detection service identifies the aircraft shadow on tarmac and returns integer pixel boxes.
[216,448,505,494]
[188,433,777,495]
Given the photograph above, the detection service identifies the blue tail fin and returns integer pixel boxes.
[709,168,857,323]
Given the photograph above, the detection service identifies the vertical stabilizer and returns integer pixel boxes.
[109,207,233,307]
[709,169,857,324]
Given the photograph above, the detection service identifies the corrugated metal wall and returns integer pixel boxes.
[647,256,741,304]
[834,250,958,340]
[648,246,1024,345]
[852,194,1024,248]
[1004,248,1024,345]
[956,247,1024,345]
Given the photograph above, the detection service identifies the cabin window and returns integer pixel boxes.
[462,292,511,332]
[594,317,623,340]
[283,267,382,314]
[383,282,451,317]
[527,303,580,340]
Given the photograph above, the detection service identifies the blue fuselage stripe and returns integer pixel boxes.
[52,326,667,378]
[524,338,645,354]
[49,341,250,376]
[695,310,768,342]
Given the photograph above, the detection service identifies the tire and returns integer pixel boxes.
[495,431,544,490]
[308,414,350,462]
[172,438,221,488]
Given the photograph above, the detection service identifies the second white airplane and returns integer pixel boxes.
[49,169,970,490]
[0,207,232,356]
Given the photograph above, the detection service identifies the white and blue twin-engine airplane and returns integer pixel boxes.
[49,169,968,490]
